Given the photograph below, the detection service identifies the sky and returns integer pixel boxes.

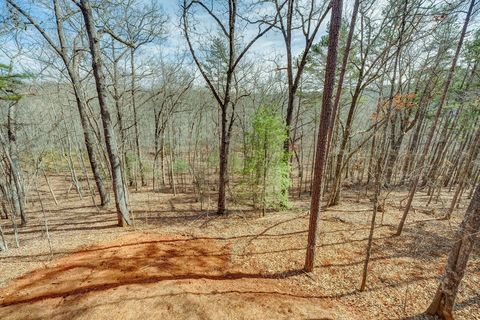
[155,0,329,65]
[0,0,330,76]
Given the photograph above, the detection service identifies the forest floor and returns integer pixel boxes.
[0,174,479,319]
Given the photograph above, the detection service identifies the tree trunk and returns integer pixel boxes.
[426,184,480,319]
[6,104,26,226]
[384,129,404,185]
[328,85,362,206]
[80,0,131,226]
[282,0,295,157]
[111,46,134,187]
[56,0,109,206]
[130,48,146,187]
[217,106,229,215]
[326,0,360,157]
[443,129,470,188]
[304,0,342,272]
[445,127,480,219]
[423,111,456,187]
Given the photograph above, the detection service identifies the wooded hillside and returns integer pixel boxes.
[0,0,479,319]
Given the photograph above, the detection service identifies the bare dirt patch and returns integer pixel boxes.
[0,232,347,320]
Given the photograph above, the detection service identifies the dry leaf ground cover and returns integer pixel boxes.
[0,175,478,319]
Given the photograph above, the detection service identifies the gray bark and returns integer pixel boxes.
[79,0,131,226]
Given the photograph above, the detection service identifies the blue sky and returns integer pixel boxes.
[0,0,329,74]
[142,0,329,66]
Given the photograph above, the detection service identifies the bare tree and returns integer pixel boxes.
[102,0,168,187]
[271,0,331,156]
[182,0,279,214]
[6,0,110,207]
[77,0,131,226]
[151,60,193,191]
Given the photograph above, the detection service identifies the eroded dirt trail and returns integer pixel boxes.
[0,232,346,320]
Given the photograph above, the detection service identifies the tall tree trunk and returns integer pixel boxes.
[283,0,295,157]
[215,0,237,215]
[280,0,331,199]
[79,0,131,226]
[72,78,110,206]
[153,123,160,191]
[56,0,109,206]
[384,126,405,185]
[423,111,456,187]
[130,48,146,187]
[326,0,360,157]
[328,84,362,206]
[426,184,480,319]
[443,129,470,188]
[161,132,166,186]
[304,0,342,272]
[401,74,438,184]
[360,0,409,285]
[169,121,177,196]
[360,144,382,290]
[217,107,229,215]
[367,86,386,185]
[398,20,446,186]
[111,44,134,187]
[6,104,26,226]
[396,0,475,236]
[444,127,480,219]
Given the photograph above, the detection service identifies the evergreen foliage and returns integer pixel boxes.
[0,64,25,102]
[241,106,291,212]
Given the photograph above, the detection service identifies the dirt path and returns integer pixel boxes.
[0,232,348,320]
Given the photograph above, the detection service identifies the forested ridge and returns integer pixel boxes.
[0,0,479,319]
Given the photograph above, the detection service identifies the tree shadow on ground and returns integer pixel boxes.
[0,235,307,308]
[0,230,443,309]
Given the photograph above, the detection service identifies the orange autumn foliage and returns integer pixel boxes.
[393,92,417,109]
[371,92,417,120]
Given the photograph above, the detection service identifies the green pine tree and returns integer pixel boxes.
[242,106,291,214]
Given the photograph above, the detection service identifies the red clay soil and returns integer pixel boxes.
[0,232,350,320]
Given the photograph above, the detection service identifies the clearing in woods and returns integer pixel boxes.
[0,175,478,319]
